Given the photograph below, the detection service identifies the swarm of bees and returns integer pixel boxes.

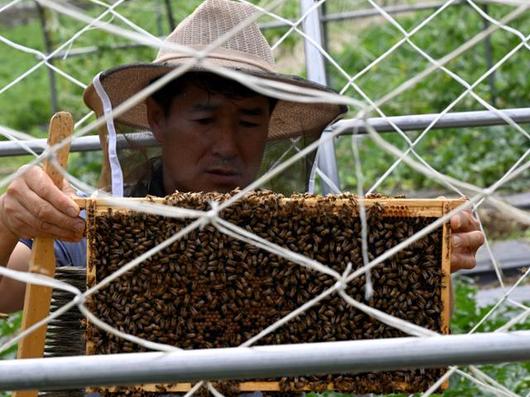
[86,191,448,395]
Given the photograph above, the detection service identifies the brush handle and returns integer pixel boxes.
[15,112,73,397]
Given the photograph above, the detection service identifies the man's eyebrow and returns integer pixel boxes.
[190,104,265,115]
[239,107,265,116]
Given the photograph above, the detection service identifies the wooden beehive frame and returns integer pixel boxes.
[77,196,463,393]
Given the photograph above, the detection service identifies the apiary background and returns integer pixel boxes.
[84,192,456,395]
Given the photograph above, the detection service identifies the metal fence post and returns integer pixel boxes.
[35,1,58,114]
[164,0,175,31]
[480,3,497,107]
[300,0,340,194]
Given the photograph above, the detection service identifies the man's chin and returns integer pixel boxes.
[173,176,247,193]
[208,183,241,193]
[184,182,241,193]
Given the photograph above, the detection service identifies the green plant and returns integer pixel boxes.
[330,5,530,194]
[0,312,20,360]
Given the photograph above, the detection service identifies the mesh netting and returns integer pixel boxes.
[0,0,529,396]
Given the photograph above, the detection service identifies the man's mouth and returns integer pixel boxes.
[205,168,241,184]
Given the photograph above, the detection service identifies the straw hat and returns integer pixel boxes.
[83,0,347,140]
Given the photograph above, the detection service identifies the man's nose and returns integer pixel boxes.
[212,120,239,158]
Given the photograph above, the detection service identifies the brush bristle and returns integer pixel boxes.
[40,266,86,397]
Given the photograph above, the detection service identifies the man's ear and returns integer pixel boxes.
[146,97,166,144]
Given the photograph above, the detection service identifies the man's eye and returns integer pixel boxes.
[240,121,259,128]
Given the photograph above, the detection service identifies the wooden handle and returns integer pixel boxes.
[42,113,73,189]
[28,112,73,275]
[15,112,73,397]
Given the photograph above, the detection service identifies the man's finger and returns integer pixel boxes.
[451,252,477,272]
[452,231,485,253]
[24,168,80,218]
[453,231,484,253]
[6,194,83,241]
[16,183,85,238]
[451,210,479,232]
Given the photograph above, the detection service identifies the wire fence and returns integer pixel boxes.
[0,0,529,396]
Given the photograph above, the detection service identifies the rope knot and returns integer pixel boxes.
[336,261,352,291]
[200,200,219,229]
[195,50,207,62]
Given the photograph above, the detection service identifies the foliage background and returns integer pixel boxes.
[0,1,529,396]
[0,0,528,193]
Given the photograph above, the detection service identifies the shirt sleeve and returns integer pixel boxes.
[18,238,87,268]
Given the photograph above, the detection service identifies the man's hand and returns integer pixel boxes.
[0,165,84,242]
[450,207,485,272]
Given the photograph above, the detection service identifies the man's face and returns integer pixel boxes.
[147,84,271,193]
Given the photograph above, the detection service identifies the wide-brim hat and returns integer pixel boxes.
[83,0,347,141]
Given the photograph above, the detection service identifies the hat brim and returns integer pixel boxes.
[83,63,347,141]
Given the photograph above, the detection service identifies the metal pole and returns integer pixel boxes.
[261,1,465,30]
[2,331,530,390]
[0,131,156,157]
[300,0,340,194]
[320,0,465,23]
[163,0,175,31]
[320,1,329,57]
[46,42,152,61]
[35,1,58,113]
[1,107,529,157]
[480,3,497,107]
[333,106,530,134]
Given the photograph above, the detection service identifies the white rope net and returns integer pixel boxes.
[0,0,529,396]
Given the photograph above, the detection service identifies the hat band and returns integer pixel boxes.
[155,50,275,73]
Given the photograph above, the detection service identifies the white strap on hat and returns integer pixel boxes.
[93,73,124,197]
